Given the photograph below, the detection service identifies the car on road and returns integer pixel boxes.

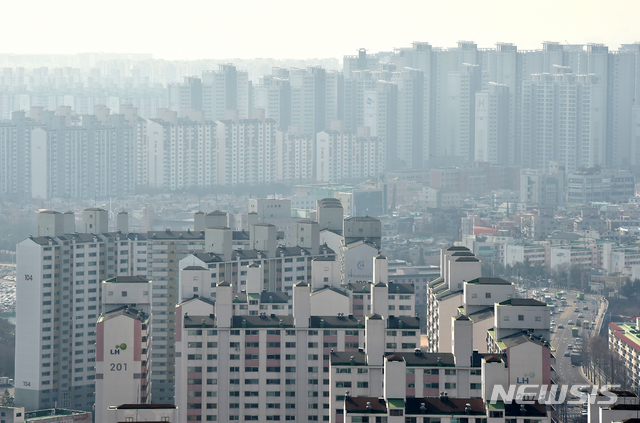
[564,351,571,357]
[574,307,580,312]
[567,345,573,350]
[583,306,589,311]
[559,308,564,312]
[551,320,556,325]
[578,386,590,392]
[568,320,574,325]
[578,314,584,318]
[558,324,564,329]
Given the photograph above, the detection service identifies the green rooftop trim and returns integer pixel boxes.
[388,399,405,408]
[488,401,505,410]
[25,409,87,419]
[616,323,640,345]
[248,293,260,300]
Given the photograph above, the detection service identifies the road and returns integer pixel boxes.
[522,289,605,421]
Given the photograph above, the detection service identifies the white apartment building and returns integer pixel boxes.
[426,247,517,353]
[475,83,510,164]
[521,72,606,173]
[608,318,640,396]
[290,67,326,137]
[142,108,217,191]
[30,110,136,199]
[0,111,41,197]
[215,110,276,186]
[446,63,481,163]
[15,209,146,411]
[202,64,252,121]
[391,68,424,169]
[95,305,152,423]
[275,127,313,183]
[316,124,385,184]
[174,255,420,423]
[253,74,291,129]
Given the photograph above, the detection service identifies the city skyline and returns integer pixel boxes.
[2,0,640,60]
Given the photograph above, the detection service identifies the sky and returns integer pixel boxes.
[3,0,640,61]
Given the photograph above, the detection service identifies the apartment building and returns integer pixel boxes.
[215,109,277,186]
[174,253,419,423]
[316,123,384,184]
[14,209,146,411]
[608,318,640,395]
[275,126,314,183]
[30,109,136,199]
[141,108,217,191]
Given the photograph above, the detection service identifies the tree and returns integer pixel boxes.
[1,389,13,407]
[0,318,15,379]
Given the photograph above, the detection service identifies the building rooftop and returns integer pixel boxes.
[310,315,364,328]
[311,286,349,298]
[104,276,150,283]
[387,315,420,329]
[113,404,177,409]
[498,298,547,307]
[330,350,367,366]
[24,409,91,420]
[232,314,294,328]
[454,256,480,262]
[388,283,414,294]
[468,307,494,322]
[182,265,207,271]
[466,277,512,285]
[259,291,288,303]
[609,322,640,353]
[344,396,387,414]
[496,330,551,350]
[609,404,640,410]
[99,306,149,323]
[446,246,470,251]
[504,401,548,417]
[184,314,216,328]
[385,351,455,367]
[148,229,204,240]
[404,397,486,415]
[191,251,223,263]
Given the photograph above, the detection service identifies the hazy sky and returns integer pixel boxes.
[5,0,639,60]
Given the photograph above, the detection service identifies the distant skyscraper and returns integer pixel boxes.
[364,81,397,168]
[215,109,276,186]
[316,123,384,183]
[391,68,424,169]
[167,76,202,117]
[141,108,217,191]
[446,63,481,162]
[30,108,136,199]
[202,64,252,121]
[253,74,291,129]
[474,83,510,164]
[290,66,326,137]
[521,72,606,172]
[275,126,314,183]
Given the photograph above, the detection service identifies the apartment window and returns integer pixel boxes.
[518,315,524,321]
